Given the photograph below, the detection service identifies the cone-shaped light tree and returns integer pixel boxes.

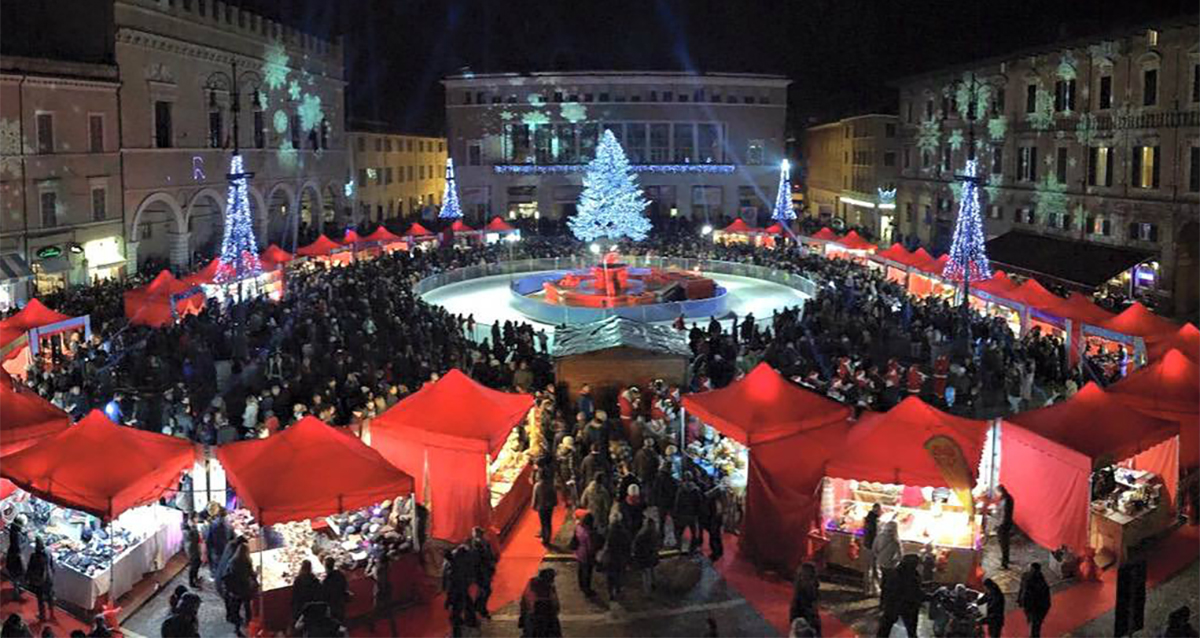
[771,159,796,222]
[941,158,992,284]
[568,129,652,242]
[215,153,262,283]
[438,157,463,219]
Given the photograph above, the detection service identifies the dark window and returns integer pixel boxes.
[290,113,301,149]
[463,92,472,105]
[991,147,1003,175]
[992,88,1005,116]
[1056,147,1068,184]
[36,113,53,153]
[476,91,485,104]
[1025,84,1037,113]
[598,93,609,102]
[925,99,933,119]
[254,110,265,148]
[942,147,951,171]
[468,142,482,166]
[91,187,106,221]
[154,101,173,148]
[1086,215,1096,234]
[1193,65,1200,103]
[883,152,896,167]
[885,123,896,138]
[1099,75,1113,110]
[906,102,913,123]
[209,110,222,148]
[40,191,56,227]
[88,115,104,153]
[903,148,911,169]
[905,202,914,222]
[1018,146,1038,181]
[1143,68,1158,106]
[1191,147,1200,192]
[1054,79,1076,112]
[649,91,658,102]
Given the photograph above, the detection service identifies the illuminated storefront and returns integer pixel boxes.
[82,237,126,282]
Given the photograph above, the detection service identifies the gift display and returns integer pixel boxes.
[489,428,530,508]
[687,427,748,490]
[1089,467,1172,568]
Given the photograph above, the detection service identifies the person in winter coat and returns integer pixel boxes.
[467,526,498,619]
[871,521,902,584]
[519,569,561,638]
[703,483,726,561]
[1018,562,1052,638]
[789,562,821,637]
[877,554,922,638]
[184,515,202,589]
[862,503,882,594]
[995,484,1015,570]
[980,578,1006,638]
[223,542,257,637]
[532,467,558,546]
[619,483,645,539]
[367,548,398,636]
[160,591,201,638]
[633,439,660,487]
[5,515,26,599]
[673,473,704,553]
[442,546,474,634]
[321,556,352,625]
[632,517,661,593]
[291,559,323,622]
[578,444,609,493]
[579,474,612,535]
[24,537,55,621]
[204,511,230,581]
[572,513,598,597]
[602,511,632,601]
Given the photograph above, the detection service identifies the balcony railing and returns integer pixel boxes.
[1011,109,1200,134]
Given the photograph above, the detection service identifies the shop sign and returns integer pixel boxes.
[36,245,62,259]
[924,434,975,514]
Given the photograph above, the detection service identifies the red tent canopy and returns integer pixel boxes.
[764,222,785,234]
[0,375,71,456]
[1146,324,1199,362]
[123,270,206,327]
[0,410,196,520]
[810,227,839,241]
[450,219,477,233]
[364,226,403,243]
[0,299,73,350]
[259,244,294,269]
[1101,301,1178,338]
[1000,383,1179,552]
[682,363,852,446]
[721,218,757,234]
[1039,291,1115,326]
[370,369,533,540]
[972,271,1020,298]
[217,416,414,525]
[406,222,433,237]
[1009,278,1063,310]
[834,230,878,252]
[874,243,914,266]
[181,258,229,287]
[342,229,363,245]
[1109,349,1199,469]
[485,217,515,232]
[296,235,343,257]
[826,396,989,488]
[908,248,941,274]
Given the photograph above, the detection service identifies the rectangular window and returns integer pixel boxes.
[208,109,222,148]
[154,101,172,148]
[406,166,413,181]
[375,138,382,152]
[88,114,104,153]
[1129,222,1159,242]
[903,148,911,169]
[1088,147,1114,187]
[385,139,392,152]
[91,187,106,221]
[625,123,647,163]
[988,205,1003,220]
[254,109,265,148]
[40,191,57,227]
[1046,211,1060,229]
[925,99,934,119]
[906,102,913,123]
[885,123,896,138]
[649,125,669,162]
[649,91,658,102]
[747,140,764,165]
[357,137,365,152]
[672,123,694,162]
[1143,68,1158,106]
[534,125,553,163]
[992,88,1005,116]
[1131,145,1160,188]
[1099,75,1113,110]
[991,146,1003,175]
[407,140,413,152]
[922,150,931,168]
[598,92,609,102]
[358,168,367,185]
[553,124,576,163]
[580,123,599,159]
[697,123,720,163]
[1190,146,1200,192]
[385,167,393,184]
[1018,146,1038,181]
[1054,79,1076,112]
[36,113,53,154]
[941,147,951,171]
[883,151,896,167]
[1025,84,1037,113]
[468,140,482,166]
[1056,147,1068,184]
[290,114,301,149]
[1193,64,1199,103]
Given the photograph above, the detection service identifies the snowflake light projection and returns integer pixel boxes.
[917,118,941,154]
[521,111,550,127]
[273,110,289,134]
[262,43,289,91]
[0,118,31,178]
[1075,113,1098,145]
[952,73,991,120]
[988,116,1008,141]
[288,80,302,101]
[1057,52,1078,80]
[298,94,323,132]
[1028,85,1055,131]
[560,102,587,123]
[1033,174,1069,221]
[948,129,965,151]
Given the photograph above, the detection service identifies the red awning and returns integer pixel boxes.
[1038,291,1115,326]
[406,222,433,237]
[123,270,206,327]
[721,219,757,234]
[826,396,990,488]
[181,258,228,287]
[908,248,942,274]
[342,229,363,245]
[1009,278,1063,310]
[0,410,196,520]
[834,230,877,252]
[1101,301,1178,338]
[764,223,784,234]
[810,227,839,241]
[259,244,294,268]
[484,217,515,232]
[296,235,343,257]
[450,219,477,233]
[1109,348,1199,469]
[1146,323,1199,362]
[0,299,73,350]
[217,416,414,525]
[0,374,71,456]
[681,363,852,446]
[874,243,914,266]
[972,271,1020,298]
[364,227,403,243]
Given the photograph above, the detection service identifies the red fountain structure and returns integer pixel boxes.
[542,252,718,309]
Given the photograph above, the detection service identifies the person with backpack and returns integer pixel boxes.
[24,537,55,622]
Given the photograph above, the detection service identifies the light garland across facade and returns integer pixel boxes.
[494,163,737,175]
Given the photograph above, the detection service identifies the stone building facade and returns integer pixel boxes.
[801,114,901,242]
[347,123,447,223]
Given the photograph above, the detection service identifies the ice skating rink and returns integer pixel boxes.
[422,270,809,337]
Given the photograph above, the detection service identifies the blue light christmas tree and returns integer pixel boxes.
[771,159,796,222]
[438,157,463,220]
[215,153,262,283]
[569,129,652,242]
[941,159,992,283]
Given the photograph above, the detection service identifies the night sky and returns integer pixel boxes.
[247,0,1191,135]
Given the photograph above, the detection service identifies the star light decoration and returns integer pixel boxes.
[942,159,992,284]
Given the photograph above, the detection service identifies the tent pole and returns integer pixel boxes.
[256,508,265,634]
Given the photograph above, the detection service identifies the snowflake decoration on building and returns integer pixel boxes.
[917,118,941,154]
[273,110,289,134]
[298,94,323,131]
[527,93,545,107]
[262,43,289,91]
[288,80,302,101]
[1057,51,1078,80]
[953,74,991,120]
[277,138,299,169]
[1028,86,1055,131]
[1075,113,1098,146]
[560,102,587,123]
[499,111,515,121]
[948,129,965,151]
[522,111,550,127]
[0,118,31,178]
[987,116,1008,141]
[1033,174,1069,221]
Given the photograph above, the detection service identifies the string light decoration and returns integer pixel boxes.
[771,159,796,222]
[438,157,463,219]
[941,159,992,283]
[215,153,262,283]
[494,163,736,175]
[568,129,652,242]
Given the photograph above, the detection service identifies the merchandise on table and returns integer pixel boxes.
[489,427,530,508]
[1087,466,1171,567]
[686,426,748,491]
[821,479,979,550]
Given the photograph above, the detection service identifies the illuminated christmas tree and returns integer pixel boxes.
[569,129,651,242]
[942,159,992,283]
[215,153,262,283]
[771,159,796,222]
[438,157,463,219]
